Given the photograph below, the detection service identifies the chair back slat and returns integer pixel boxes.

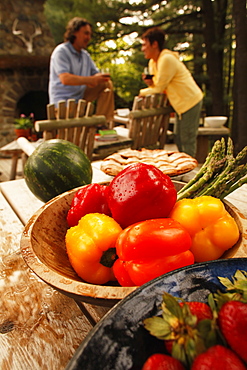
[132,96,143,110]
[56,101,67,139]
[67,99,77,119]
[128,93,173,150]
[85,102,94,117]
[46,104,56,120]
[151,93,160,108]
[128,97,143,137]
[76,99,87,118]
[73,126,83,146]
[142,95,154,147]
[35,99,106,160]
[46,103,57,138]
[57,101,66,119]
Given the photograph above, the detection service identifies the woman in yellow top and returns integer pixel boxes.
[139,27,203,158]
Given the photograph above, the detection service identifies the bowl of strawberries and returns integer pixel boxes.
[65,258,247,370]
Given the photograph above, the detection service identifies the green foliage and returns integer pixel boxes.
[14,114,34,129]
[44,0,77,43]
[111,64,145,107]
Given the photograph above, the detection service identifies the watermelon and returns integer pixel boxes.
[24,139,92,202]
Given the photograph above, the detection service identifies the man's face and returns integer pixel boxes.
[73,24,92,50]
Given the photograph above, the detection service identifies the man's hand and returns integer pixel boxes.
[87,73,110,87]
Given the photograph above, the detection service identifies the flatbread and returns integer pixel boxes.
[100,148,198,177]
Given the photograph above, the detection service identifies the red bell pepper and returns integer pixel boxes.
[107,163,177,228]
[67,183,111,227]
[113,218,194,286]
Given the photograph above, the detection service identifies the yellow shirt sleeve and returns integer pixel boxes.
[140,54,177,96]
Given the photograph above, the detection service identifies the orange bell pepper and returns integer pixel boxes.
[170,196,240,262]
[65,213,122,284]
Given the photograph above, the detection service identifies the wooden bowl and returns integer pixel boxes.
[20,182,247,307]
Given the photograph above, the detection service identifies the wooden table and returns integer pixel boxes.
[0,163,246,369]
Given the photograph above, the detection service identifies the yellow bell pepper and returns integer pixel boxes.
[170,196,240,262]
[65,213,122,284]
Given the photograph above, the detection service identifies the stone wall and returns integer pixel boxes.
[0,0,55,148]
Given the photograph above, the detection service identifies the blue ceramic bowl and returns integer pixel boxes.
[66,258,247,370]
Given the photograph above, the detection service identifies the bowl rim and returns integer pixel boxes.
[204,116,228,119]
[204,116,228,128]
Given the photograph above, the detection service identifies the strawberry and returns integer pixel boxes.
[180,301,213,321]
[191,345,247,369]
[218,300,247,363]
[141,353,185,370]
[164,339,173,354]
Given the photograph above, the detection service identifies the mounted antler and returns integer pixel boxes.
[12,18,42,53]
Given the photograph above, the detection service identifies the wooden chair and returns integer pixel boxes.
[113,96,142,127]
[114,94,174,150]
[34,99,106,160]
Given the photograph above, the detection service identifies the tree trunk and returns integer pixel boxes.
[201,0,227,115]
[232,0,247,158]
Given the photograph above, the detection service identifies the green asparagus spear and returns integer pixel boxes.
[202,164,247,198]
[177,172,212,200]
[197,139,245,197]
[177,139,225,195]
[177,157,226,200]
[220,175,247,198]
[234,145,247,166]
[177,137,247,200]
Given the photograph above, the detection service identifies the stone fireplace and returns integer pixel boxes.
[0,0,55,149]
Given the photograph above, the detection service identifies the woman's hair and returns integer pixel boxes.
[142,27,165,51]
[64,17,92,43]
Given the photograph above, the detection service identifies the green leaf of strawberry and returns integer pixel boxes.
[214,269,247,310]
[161,292,184,320]
[144,316,173,340]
